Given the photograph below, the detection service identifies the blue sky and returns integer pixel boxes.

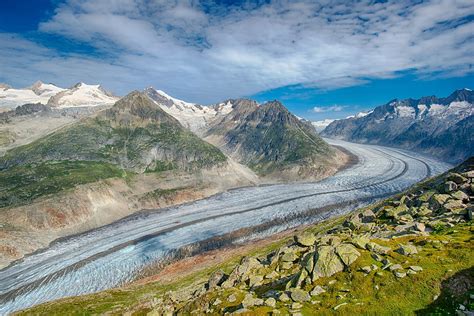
[0,0,473,120]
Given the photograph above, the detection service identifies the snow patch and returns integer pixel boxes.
[395,105,416,118]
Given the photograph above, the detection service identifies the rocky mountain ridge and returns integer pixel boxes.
[321,89,474,162]
[0,91,257,268]
[0,86,344,271]
[204,98,343,179]
[144,88,345,180]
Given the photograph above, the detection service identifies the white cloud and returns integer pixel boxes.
[0,0,473,103]
[312,105,345,113]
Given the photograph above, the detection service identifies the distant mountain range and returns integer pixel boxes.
[321,88,474,163]
[0,81,118,110]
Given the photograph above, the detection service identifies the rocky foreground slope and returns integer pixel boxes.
[19,158,474,315]
[321,89,474,163]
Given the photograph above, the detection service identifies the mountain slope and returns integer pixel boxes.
[0,92,261,269]
[0,91,225,173]
[321,89,474,162]
[205,99,342,179]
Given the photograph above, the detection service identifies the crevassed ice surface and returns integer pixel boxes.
[0,139,452,314]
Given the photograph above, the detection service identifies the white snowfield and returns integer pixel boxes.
[0,81,117,110]
[0,82,64,110]
[0,139,451,314]
[48,83,118,108]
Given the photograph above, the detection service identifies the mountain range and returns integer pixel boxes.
[0,81,118,110]
[321,88,474,162]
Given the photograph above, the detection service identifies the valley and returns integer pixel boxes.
[1,2,473,314]
[0,139,451,314]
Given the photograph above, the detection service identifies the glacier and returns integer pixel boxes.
[0,139,452,314]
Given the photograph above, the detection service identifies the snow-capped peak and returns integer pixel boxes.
[0,81,66,110]
[346,110,373,119]
[151,88,197,109]
[47,82,118,108]
[144,87,234,135]
[464,88,472,91]
[30,81,65,96]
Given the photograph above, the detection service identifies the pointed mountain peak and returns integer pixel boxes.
[29,80,45,95]
[224,98,258,110]
[107,90,180,125]
[29,80,63,95]
[262,100,287,110]
[444,88,474,103]
[31,80,44,87]
[144,87,195,108]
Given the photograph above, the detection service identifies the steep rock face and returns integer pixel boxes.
[321,89,474,162]
[0,91,226,173]
[205,99,338,177]
[0,103,51,123]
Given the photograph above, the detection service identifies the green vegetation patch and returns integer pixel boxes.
[0,160,127,209]
[0,117,226,173]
